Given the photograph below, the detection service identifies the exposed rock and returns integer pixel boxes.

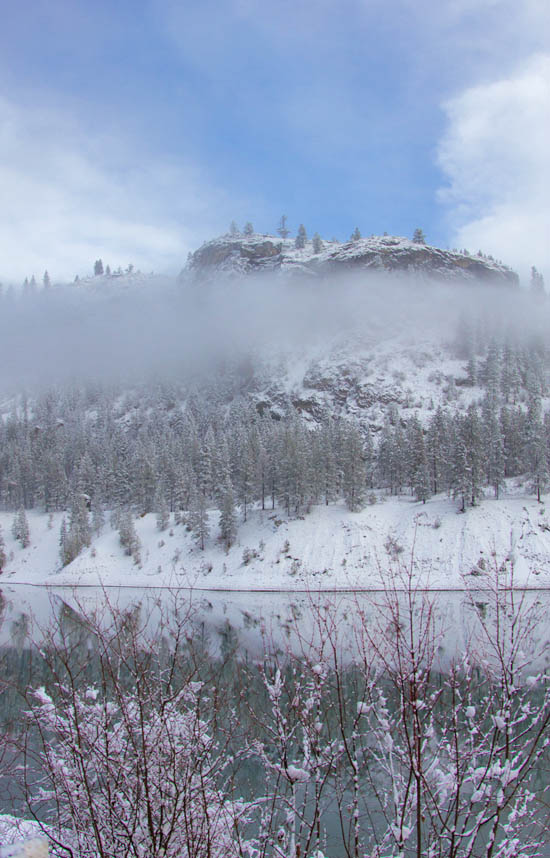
[187,233,519,287]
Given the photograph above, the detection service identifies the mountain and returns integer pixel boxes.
[1,230,549,591]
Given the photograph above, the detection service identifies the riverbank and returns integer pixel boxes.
[2,484,550,591]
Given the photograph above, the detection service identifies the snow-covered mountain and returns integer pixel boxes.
[2,230,549,591]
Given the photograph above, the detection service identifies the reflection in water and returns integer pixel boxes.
[1,582,550,857]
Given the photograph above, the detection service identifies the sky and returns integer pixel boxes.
[0,0,548,283]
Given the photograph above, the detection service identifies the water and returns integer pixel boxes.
[2,583,550,856]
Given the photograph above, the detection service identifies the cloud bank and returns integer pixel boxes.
[0,97,233,282]
[437,54,550,283]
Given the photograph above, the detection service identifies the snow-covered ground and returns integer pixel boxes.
[2,485,550,591]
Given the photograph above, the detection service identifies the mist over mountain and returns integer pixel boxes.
[2,229,550,589]
[0,231,527,398]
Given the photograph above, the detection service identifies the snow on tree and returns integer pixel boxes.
[93,259,104,276]
[342,422,366,511]
[312,232,323,254]
[295,224,307,249]
[219,482,237,549]
[525,394,549,502]
[25,599,254,858]
[407,415,430,503]
[118,509,141,563]
[12,508,30,548]
[188,483,209,550]
[350,226,361,242]
[0,525,6,571]
[243,221,254,235]
[412,227,426,244]
[155,485,170,531]
[229,220,239,235]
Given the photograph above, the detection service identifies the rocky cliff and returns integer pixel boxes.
[186,232,519,286]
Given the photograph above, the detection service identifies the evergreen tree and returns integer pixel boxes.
[155,486,170,531]
[312,233,323,254]
[342,423,365,511]
[483,404,505,498]
[243,222,254,236]
[189,484,209,550]
[426,407,450,495]
[12,507,30,548]
[229,221,239,236]
[118,509,141,562]
[43,270,51,289]
[219,482,237,549]
[277,215,290,238]
[461,405,485,506]
[94,259,104,276]
[69,491,92,552]
[59,517,69,566]
[526,396,549,502]
[412,228,426,244]
[407,416,430,503]
[0,525,6,572]
[350,227,361,242]
[295,224,307,249]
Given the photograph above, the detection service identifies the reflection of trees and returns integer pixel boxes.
[1,575,550,857]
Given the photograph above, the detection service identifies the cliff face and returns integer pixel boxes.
[187,233,519,286]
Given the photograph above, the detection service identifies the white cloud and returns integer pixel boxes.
[0,96,235,282]
[437,54,550,283]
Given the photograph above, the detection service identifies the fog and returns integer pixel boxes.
[0,271,545,395]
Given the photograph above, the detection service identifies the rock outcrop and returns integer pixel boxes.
[186,233,519,286]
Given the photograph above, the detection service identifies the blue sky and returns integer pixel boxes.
[0,0,548,281]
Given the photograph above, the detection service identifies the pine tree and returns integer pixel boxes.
[0,525,6,572]
[407,416,430,503]
[350,227,361,242]
[229,221,239,236]
[412,228,426,244]
[118,509,141,562]
[43,270,51,289]
[461,406,484,506]
[94,259,104,276]
[69,491,92,551]
[426,408,450,495]
[277,215,290,238]
[189,485,209,550]
[342,423,365,511]
[219,482,237,549]
[526,395,549,502]
[243,222,254,236]
[155,486,170,531]
[312,233,323,254]
[295,224,307,250]
[12,507,30,548]
[59,517,69,566]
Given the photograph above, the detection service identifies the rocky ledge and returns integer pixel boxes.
[186,233,519,286]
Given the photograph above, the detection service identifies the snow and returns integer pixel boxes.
[2,485,550,592]
[0,817,47,855]
[286,765,310,783]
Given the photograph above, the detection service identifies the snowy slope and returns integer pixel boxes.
[3,484,550,591]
